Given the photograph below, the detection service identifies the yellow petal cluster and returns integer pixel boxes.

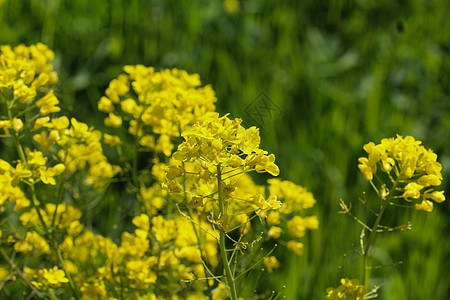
[358,135,445,211]
[25,266,69,289]
[326,278,366,300]
[0,43,57,104]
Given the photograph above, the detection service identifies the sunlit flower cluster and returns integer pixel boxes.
[0,43,319,299]
[164,113,282,224]
[0,43,57,105]
[98,65,217,157]
[25,266,69,289]
[358,135,445,211]
[264,179,318,256]
[326,278,366,300]
[36,116,121,186]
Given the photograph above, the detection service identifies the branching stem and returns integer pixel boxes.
[362,177,400,288]
[217,164,238,300]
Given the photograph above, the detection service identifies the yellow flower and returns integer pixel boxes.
[128,119,143,137]
[121,98,142,116]
[267,226,282,239]
[14,231,50,254]
[267,211,281,225]
[0,266,9,282]
[44,115,69,130]
[35,90,60,115]
[155,134,173,156]
[12,118,23,132]
[0,120,12,135]
[33,116,50,130]
[286,240,304,256]
[173,113,279,176]
[326,278,366,300]
[424,190,445,203]
[414,200,434,212]
[38,163,65,185]
[103,134,121,146]
[287,216,306,238]
[263,256,280,273]
[140,135,155,148]
[104,112,122,128]
[132,214,150,231]
[359,135,445,210]
[187,196,204,208]
[42,267,69,286]
[26,266,69,289]
[98,96,115,113]
[402,182,423,201]
[224,0,240,13]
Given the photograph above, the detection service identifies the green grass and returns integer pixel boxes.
[1,0,449,298]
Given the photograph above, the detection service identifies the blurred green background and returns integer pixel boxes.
[1,0,449,298]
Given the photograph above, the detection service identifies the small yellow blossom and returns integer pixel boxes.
[359,135,445,211]
[35,90,61,115]
[104,112,122,128]
[326,278,366,300]
[268,226,282,239]
[12,118,23,132]
[286,240,304,256]
[263,256,280,273]
[0,266,9,282]
[103,134,121,146]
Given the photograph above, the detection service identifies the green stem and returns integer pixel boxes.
[6,99,80,299]
[362,177,400,288]
[51,171,67,228]
[132,134,140,189]
[52,237,80,299]
[182,162,213,298]
[0,248,43,298]
[217,164,238,300]
[6,103,27,162]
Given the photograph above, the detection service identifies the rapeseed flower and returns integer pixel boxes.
[358,135,445,211]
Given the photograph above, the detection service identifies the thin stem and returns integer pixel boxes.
[6,103,27,163]
[132,133,140,189]
[217,164,238,300]
[362,177,400,288]
[52,237,80,299]
[51,170,67,228]
[6,98,80,299]
[182,162,212,299]
[0,248,43,298]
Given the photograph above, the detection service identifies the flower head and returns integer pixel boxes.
[358,135,445,211]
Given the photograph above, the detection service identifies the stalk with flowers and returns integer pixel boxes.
[327,136,446,299]
[0,43,318,299]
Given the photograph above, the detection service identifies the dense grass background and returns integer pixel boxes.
[1,0,449,298]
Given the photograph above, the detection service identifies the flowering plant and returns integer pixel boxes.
[327,135,445,299]
[0,43,317,299]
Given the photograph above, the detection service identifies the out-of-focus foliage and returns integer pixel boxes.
[1,0,449,299]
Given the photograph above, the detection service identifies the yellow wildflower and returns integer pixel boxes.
[263,256,280,273]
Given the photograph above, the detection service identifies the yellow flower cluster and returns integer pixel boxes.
[0,159,30,210]
[326,278,366,300]
[0,43,58,105]
[164,113,282,227]
[45,212,218,299]
[0,44,119,192]
[0,149,65,186]
[25,266,69,289]
[358,135,445,211]
[263,179,318,257]
[0,44,319,299]
[98,65,217,156]
[163,112,317,280]
[173,113,279,175]
[35,116,121,186]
